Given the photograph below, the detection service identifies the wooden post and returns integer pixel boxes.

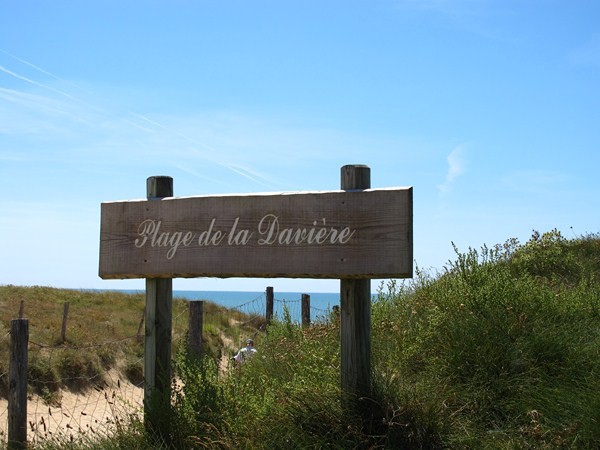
[136,306,145,340]
[18,300,24,319]
[8,319,28,449]
[301,294,310,327]
[332,305,340,323]
[60,302,70,343]
[144,176,173,436]
[266,286,274,324]
[188,301,203,360]
[340,164,372,401]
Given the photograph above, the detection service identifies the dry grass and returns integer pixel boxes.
[0,285,258,401]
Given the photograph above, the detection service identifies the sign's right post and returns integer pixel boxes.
[340,164,372,402]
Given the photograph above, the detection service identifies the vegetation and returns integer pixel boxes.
[0,287,252,401]
[2,229,599,448]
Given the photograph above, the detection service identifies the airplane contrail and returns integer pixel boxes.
[0,49,277,188]
[126,110,217,153]
[0,65,78,101]
[0,48,68,82]
[129,111,276,187]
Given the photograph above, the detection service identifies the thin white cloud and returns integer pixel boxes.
[1,48,72,82]
[0,65,78,102]
[0,51,431,194]
[438,144,467,194]
[175,164,230,186]
[0,87,100,133]
[0,52,264,182]
[0,53,278,186]
[126,111,279,187]
[223,162,276,188]
[126,111,214,150]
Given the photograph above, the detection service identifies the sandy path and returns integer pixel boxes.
[1,332,241,444]
[0,370,143,444]
[220,333,235,375]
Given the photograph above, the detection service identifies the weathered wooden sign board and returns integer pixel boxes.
[99,188,413,280]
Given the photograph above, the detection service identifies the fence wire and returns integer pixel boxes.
[1,290,336,446]
[1,333,144,445]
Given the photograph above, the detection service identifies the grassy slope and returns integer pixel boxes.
[0,286,258,401]
[373,231,600,448]
[2,230,599,449]
[174,230,599,449]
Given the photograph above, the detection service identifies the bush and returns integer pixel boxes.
[124,358,144,386]
[28,352,61,405]
[12,231,599,448]
[170,350,233,448]
[379,236,600,447]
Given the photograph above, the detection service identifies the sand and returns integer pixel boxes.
[0,370,143,444]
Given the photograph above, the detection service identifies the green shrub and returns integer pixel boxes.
[56,349,103,392]
[123,358,144,386]
[28,351,61,405]
[382,235,600,448]
[4,231,599,448]
[170,350,232,448]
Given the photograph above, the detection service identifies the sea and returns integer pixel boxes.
[109,289,343,323]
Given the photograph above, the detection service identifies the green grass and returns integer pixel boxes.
[0,286,256,401]
[2,229,599,448]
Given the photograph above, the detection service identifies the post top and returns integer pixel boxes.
[341,165,371,190]
[341,164,370,169]
[147,176,173,198]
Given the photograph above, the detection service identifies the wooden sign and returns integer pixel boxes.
[99,187,412,279]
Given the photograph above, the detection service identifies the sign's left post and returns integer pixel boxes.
[144,176,173,438]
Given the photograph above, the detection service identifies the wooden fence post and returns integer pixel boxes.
[61,302,70,343]
[144,176,173,438]
[18,301,24,319]
[266,286,274,324]
[8,318,28,450]
[332,305,340,325]
[340,164,372,402]
[301,294,310,327]
[136,306,145,340]
[188,301,203,360]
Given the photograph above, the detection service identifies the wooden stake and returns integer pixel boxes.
[136,306,145,339]
[188,301,203,360]
[61,302,70,344]
[301,294,310,327]
[340,165,372,400]
[144,176,173,437]
[266,286,274,324]
[8,319,28,449]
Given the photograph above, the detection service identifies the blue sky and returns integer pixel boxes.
[1,1,599,293]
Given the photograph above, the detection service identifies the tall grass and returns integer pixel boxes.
[166,231,598,449]
[0,286,251,402]
[2,230,599,448]
[368,230,600,448]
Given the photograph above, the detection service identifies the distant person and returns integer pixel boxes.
[233,339,257,365]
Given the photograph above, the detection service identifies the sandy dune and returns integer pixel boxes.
[0,370,143,444]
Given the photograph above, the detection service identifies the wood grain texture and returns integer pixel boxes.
[340,279,371,397]
[99,188,412,279]
[143,175,173,439]
[340,164,372,401]
[9,319,28,449]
